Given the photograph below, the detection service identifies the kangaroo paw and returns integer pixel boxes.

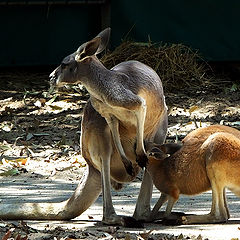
[136,153,148,168]
[123,161,134,176]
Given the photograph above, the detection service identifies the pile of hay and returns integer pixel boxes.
[101,41,219,93]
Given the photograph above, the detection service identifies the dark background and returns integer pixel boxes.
[1,0,240,67]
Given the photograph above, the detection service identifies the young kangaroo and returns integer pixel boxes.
[145,125,240,224]
[0,28,168,226]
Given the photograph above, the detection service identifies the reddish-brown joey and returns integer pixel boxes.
[145,125,240,224]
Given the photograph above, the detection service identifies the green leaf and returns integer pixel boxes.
[26,133,34,141]
[49,105,63,110]
[0,145,11,151]
[0,168,19,176]
[230,83,238,92]
[47,94,58,104]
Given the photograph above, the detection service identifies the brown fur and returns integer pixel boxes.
[146,125,240,224]
[0,28,167,225]
[51,28,168,225]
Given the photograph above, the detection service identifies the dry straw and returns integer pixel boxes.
[101,41,220,93]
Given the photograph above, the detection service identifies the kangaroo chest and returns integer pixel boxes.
[90,96,137,128]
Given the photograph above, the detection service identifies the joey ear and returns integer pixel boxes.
[145,141,162,152]
[160,143,182,155]
[148,147,168,160]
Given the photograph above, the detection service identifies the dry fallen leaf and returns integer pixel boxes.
[34,100,42,108]
[189,105,199,114]
[1,228,28,240]
[177,233,184,239]
[21,158,28,165]
[65,238,84,240]
[1,230,12,240]
[125,234,131,240]
[139,229,154,240]
[196,234,203,240]
[49,105,63,111]
[14,158,28,165]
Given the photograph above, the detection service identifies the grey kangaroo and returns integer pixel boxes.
[0,28,168,226]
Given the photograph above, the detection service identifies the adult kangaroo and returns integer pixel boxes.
[0,28,168,226]
[145,125,240,224]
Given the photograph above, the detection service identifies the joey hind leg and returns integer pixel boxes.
[181,187,229,224]
[149,193,168,221]
[150,193,186,225]
[181,165,230,224]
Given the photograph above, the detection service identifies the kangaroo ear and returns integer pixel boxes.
[160,143,182,155]
[84,37,101,56]
[145,141,161,152]
[148,147,168,160]
[95,27,111,54]
[75,37,101,61]
[76,28,110,60]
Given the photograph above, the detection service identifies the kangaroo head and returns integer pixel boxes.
[146,142,182,161]
[148,147,168,160]
[50,28,111,86]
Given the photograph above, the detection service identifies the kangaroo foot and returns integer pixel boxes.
[180,214,229,225]
[161,217,184,226]
[154,212,187,225]
[153,211,186,220]
[103,215,144,228]
[122,216,144,228]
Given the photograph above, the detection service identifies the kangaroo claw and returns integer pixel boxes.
[136,153,148,168]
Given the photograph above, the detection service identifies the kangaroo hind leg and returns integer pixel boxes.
[99,128,142,227]
[182,162,229,224]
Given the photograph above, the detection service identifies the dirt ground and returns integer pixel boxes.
[0,68,240,240]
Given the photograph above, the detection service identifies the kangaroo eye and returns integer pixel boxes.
[80,52,86,59]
